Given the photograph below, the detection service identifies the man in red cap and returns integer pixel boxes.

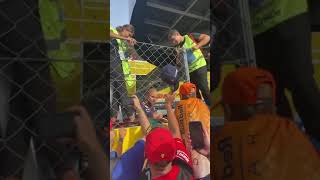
[214,67,320,180]
[135,92,195,180]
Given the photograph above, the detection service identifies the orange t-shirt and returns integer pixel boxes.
[213,114,320,180]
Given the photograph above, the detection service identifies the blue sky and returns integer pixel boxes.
[110,0,136,28]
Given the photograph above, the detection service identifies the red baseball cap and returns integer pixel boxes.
[145,128,177,164]
[222,67,276,105]
[179,82,197,99]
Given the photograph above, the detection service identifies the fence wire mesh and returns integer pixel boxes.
[211,0,256,127]
[110,40,190,122]
[0,1,107,179]
[212,0,256,66]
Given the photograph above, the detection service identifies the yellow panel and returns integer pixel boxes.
[65,21,81,38]
[211,64,236,116]
[65,43,81,52]
[62,0,81,18]
[112,126,144,154]
[129,60,156,75]
[84,8,108,21]
[84,22,107,40]
[312,32,320,48]
[51,62,81,111]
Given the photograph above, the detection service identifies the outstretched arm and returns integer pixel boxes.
[110,32,137,45]
[165,93,181,139]
[132,95,151,135]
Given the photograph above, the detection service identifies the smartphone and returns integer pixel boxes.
[189,121,205,149]
[36,112,76,139]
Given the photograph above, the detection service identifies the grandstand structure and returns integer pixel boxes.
[211,0,320,127]
[131,0,210,46]
[127,0,211,100]
[211,0,256,126]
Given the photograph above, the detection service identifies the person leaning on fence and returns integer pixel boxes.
[168,30,211,107]
[110,24,137,122]
[140,87,167,128]
[213,67,320,180]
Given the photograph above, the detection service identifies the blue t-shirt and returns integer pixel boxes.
[141,101,156,118]
[112,140,145,180]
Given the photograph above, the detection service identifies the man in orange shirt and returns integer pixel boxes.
[213,67,320,180]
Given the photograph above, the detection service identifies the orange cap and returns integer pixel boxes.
[179,82,197,99]
[222,67,276,105]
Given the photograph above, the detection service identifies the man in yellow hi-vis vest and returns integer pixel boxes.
[250,0,320,141]
[168,30,211,106]
[110,24,137,122]
[39,0,75,80]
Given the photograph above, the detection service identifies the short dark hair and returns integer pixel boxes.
[116,24,135,35]
[168,29,180,39]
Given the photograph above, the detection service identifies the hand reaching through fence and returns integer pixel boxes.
[126,37,137,46]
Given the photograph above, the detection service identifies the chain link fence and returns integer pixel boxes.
[211,0,256,126]
[0,1,108,178]
[212,0,255,66]
[110,40,190,122]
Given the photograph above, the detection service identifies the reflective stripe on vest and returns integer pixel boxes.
[110,27,128,59]
[183,35,207,73]
[39,0,66,50]
[39,0,74,79]
[250,0,308,35]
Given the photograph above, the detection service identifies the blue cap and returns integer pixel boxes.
[160,64,179,91]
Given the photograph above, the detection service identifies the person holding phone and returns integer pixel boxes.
[175,82,211,179]
[186,124,210,159]
[110,24,137,123]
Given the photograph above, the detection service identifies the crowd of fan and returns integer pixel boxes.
[110,82,211,180]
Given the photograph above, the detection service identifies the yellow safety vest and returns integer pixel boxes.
[250,0,308,35]
[39,0,75,79]
[110,27,136,93]
[183,35,207,73]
